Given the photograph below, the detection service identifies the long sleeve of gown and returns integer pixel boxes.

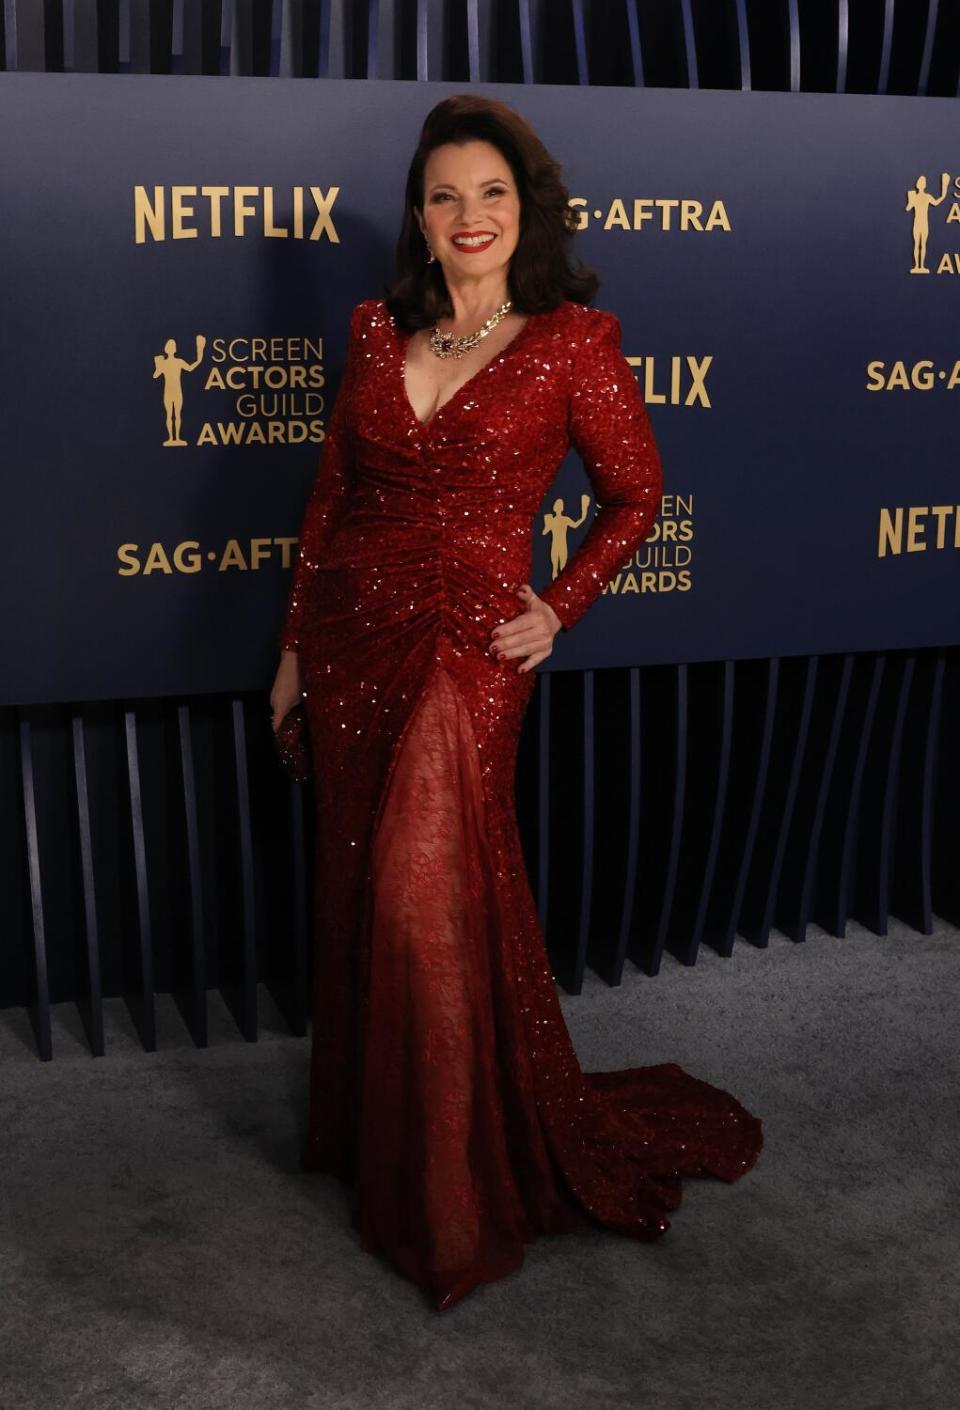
[278,301,366,653]
[537,310,663,633]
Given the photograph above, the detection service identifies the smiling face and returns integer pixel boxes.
[415,139,522,278]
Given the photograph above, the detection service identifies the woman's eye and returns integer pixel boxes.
[486,187,506,197]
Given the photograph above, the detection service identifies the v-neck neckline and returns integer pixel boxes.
[397,310,540,431]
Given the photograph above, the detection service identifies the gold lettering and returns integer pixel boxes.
[907,506,928,552]
[679,198,705,230]
[275,537,298,568]
[878,507,903,556]
[309,186,340,241]
[264,187,288,238]
[929,505,955,549]
[603,199,631,231]
[705,200,732,232]
[233,186,259,237]
[171,186,198,240]
[219,539,248,570]
[172,541,202,572]
[567,196,588,231]
[143,543,173,575]
[201,185,229,237]
[134,185,164,244]
[117,544,140,575]
[685,355,711,407]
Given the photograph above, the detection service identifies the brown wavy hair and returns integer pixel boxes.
[383,94,600,332]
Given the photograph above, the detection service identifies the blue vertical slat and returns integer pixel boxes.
[270,0,283,75]
[423,0,448,81]
[687,660,734,962]
[12,0,43,69]
[874,654,915,933]
[476,0,497,82]
[831,655,885,936]
[72,0,101,70]
[326,0,351,77]
[229,0,250,75]
[787,0,800,92]
[220,0,232,73]
[625,0,643,86]
[755,655,818,946]
[372,0,397,80]
[71,711,105,1056]
[679,0,697,89]
[916,0,940,96]
[130,0,152,74]
[721,658,778,955]
[645,663,687,975]
[572,669,594,992]
[278,0,297,76]
[610,666,642,986]
[918,651,945,932]
[180,0,210,74]
[231,699,259,1039]
[365,0,380,78]
[836,0,849,93]
[18,714,52,1061]
[466,0,480,81]
[123,706,157,1050]
[536,673,551,934]
[316,0,330,76]
[571,0,587,85]
[876,0,895,94]
[177,704,208,1047]
[416,0,429,80]
[171,0,185,73]
[517,0,534,83]
[63,0,75,70]
[288,783,310,1033]
[3,0,18,70]
[794,655,853,943]
[118,0,132,70]
[733,0,750,91]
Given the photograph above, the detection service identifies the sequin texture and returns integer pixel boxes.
[279,298,763,1311]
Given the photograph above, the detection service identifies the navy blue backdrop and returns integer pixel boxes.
[1,72,957,706]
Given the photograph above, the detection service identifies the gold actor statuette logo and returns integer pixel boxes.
[542,494,592,579]
[905,173,950,274]
[153,335,206,446]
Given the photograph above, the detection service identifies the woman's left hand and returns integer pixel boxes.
[490,584,562,673]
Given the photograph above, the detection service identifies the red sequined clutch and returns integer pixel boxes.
[273,701,313,784]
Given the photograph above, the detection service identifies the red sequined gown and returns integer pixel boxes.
[279,296,763,1309]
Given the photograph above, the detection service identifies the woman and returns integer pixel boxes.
[270,94,763,1311]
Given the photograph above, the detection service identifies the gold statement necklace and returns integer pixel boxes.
[429,300,513,359]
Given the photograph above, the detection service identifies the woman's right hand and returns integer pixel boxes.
[270,650,304,733]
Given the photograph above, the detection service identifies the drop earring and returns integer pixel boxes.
[424,235,435,264]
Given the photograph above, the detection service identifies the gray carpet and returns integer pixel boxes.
[1,918,957,1410]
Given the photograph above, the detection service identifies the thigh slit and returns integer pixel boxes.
[360,664,498,1272]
